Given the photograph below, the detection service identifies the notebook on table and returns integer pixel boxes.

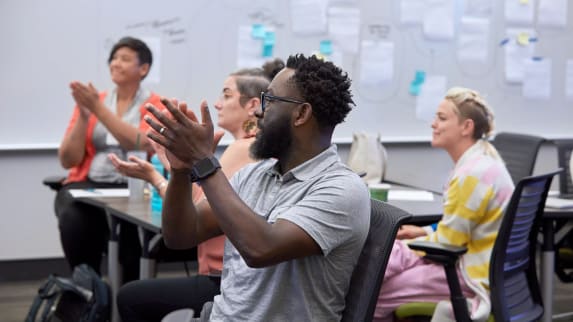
[545,197,573,209]
[69,188,130,198]
[548,191,573,200]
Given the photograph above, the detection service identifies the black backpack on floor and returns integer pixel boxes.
[25,264,110,322]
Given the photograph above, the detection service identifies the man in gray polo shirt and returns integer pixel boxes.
[145,54,370,321]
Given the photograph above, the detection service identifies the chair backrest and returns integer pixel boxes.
[489,169,561,322]
[341,199,412,322]
[492,132,545,185]
[42,175,66,191]
[554,140,573,195]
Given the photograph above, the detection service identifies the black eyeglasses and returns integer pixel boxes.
[260,92,305,114]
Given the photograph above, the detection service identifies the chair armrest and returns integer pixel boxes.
[42,175,66,191]
[407,240,467,266]
[408,240,472,322]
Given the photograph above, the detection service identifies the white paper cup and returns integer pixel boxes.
[126,151,147,201]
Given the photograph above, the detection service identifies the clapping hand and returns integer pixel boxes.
[108,152,154,182]
[149,139,172,172]
[70,81,101,115]
[144,98,224,170]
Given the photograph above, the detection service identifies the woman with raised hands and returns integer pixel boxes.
[56,36,164,283]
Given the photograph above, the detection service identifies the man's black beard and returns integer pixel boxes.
[250,120,292,161]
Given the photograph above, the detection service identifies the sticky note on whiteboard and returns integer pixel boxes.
[517,32,530,46]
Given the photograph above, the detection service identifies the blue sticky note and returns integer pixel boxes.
[410,70,426,96]
[320,40,333,55]
[251,24,266,39]
[409,82,422,96]
[263,31,275,46]
[262,44,273,57]
[413,70,426,84]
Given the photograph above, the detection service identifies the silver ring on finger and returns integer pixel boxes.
[159,127,166,135]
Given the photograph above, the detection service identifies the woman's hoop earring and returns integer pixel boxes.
[242,119,257,137]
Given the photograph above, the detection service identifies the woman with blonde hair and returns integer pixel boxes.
[374,87,514,322]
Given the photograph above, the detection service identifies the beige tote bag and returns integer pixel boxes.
[347,132,387,184]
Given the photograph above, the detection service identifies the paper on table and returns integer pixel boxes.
[545,197,573,209]
[69,189,130,198]
[548,190,560,197]
[389,190,435,201]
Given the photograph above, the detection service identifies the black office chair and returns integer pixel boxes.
[492,132,545,185]
[555,140,573,196]
[553,140,573,284]
[162,199,413,322]
[394,170,561,322]
[341,199,412,322]
[43,175,66,215]
[43,175,67,191]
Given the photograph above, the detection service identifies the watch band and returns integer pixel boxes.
[189,156,221,182]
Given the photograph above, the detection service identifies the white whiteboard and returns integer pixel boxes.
[1,0,572,149]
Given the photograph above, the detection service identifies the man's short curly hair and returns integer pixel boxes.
[286,54,354,129]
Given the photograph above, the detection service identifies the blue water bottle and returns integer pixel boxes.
[150,154,165,221]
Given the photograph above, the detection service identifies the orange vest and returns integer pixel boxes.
[64,92,163,184]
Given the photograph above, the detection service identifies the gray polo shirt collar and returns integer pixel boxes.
[265,144,340,182]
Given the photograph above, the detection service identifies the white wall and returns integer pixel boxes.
[0,150,65,260]
[0,142,561,261]
[385,143,560,193]
[4,0,573,148]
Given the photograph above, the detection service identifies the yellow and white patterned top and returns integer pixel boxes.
[421,141,514,321]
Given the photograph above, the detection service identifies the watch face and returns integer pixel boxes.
[191,157,221,182]
[196,159,215,176]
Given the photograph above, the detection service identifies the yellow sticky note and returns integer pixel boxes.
[517,32,530,46]
[519,0,529,4]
